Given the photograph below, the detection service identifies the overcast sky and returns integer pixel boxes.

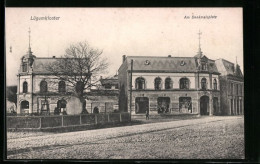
[5,8,243,86]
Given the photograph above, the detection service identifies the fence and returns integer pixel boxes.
[7,112,130,130]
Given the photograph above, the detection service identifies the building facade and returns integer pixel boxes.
[118,48,225,115]
[16,46,119,115]
[85,75,119,113]
[215,59,244,115]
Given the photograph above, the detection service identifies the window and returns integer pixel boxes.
[213,79,217,90]
[165,78,173,89]
[201,78,207,90]
[40,81,48,93]
[22,62,27,72]
[180,78,190,89]
[201,64,206,70]
[58,81,66,93]
[154,77,162,90]
[135,77,145,90]
[23,81,28,93]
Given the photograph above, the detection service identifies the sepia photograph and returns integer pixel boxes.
[5,7,244,160]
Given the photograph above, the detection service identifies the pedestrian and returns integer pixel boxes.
[146,107,149,120]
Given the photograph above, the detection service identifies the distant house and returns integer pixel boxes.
[215,59,244,115]
[85,75,119,113]
[6,99,17,114]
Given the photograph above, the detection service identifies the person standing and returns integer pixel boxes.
[146,106,149,120]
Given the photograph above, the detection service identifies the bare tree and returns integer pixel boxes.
[46,41,109,113]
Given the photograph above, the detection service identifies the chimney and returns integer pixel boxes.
[168,55,171,57]
[122,55,126,63]
[53,56,56,58]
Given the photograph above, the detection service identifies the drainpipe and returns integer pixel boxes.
[129,59,133,121]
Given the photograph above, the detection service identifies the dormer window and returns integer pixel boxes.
[201,64,206,70]
[144,60,150,65]
[180,61,186,66]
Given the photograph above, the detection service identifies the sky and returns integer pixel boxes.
[5,8,243,86]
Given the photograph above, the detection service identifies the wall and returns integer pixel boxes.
[7,113,130,130]
[118,59,129,112]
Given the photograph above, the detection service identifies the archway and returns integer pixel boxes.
[157,97,170,113]
[21,100,29,113]
[135,97,149,114]
[200,96,209,115]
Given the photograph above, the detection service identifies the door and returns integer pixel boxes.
[200,96,209,115]
[135,97,149,114]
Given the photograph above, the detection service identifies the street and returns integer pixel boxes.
[7,116,244,159]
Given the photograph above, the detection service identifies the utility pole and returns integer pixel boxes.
[129,59,133,121]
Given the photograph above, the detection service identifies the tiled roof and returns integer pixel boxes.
[214,59,243,77]
[126,56,219,73]
[32,58,60,73]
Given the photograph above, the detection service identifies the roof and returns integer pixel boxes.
[32,58,59,73]
[100,75,118,85]
[125,56,219,73]
[215,59,243,78]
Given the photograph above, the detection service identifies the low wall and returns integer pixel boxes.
[7,113,130,130]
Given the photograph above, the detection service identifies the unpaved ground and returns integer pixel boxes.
[7,116,244,159]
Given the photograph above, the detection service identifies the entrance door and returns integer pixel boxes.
[200,96,209,115]
[21,101,29,114]
[213,97,218,115]
[135,97,149,114]
[157,97,170,113]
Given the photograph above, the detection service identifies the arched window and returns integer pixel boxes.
[154,77,162,90]
[23,81,28,93]
[201,78,207,90]
[135,77,145,90]
[165,78,173,89]
[40,81,48,93]
[213,79,217,90]
[180,78,190,89]
[58,81,66,93]
[21,101,29,109]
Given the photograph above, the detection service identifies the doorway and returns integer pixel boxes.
[200,96,209,115]
[135,97,149,114]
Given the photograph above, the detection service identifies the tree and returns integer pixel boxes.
[46,41,109,113]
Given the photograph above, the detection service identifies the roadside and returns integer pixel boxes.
[7,116,244,159]
[7,113,203,139]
